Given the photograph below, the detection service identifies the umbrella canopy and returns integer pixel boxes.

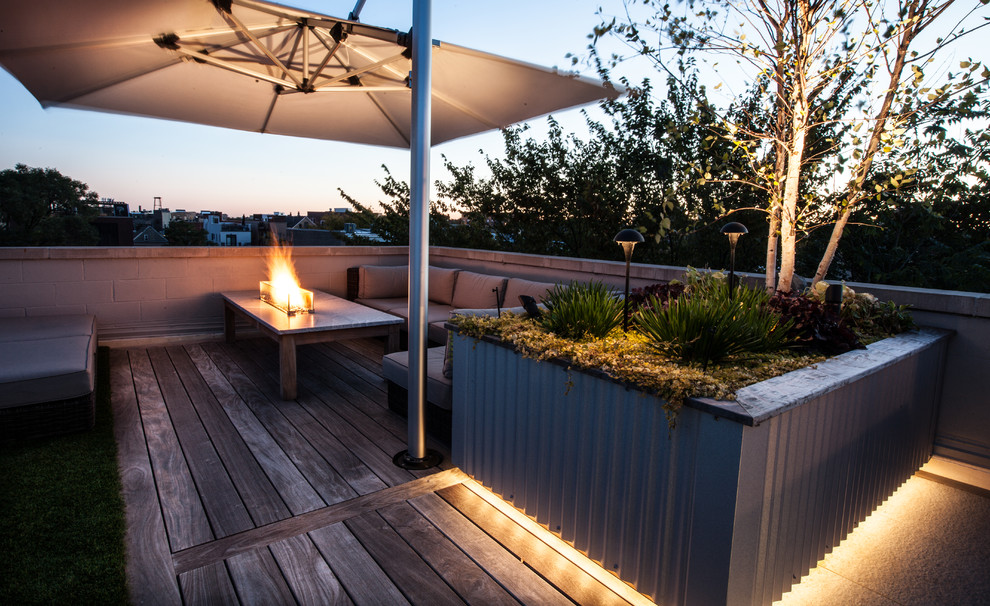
[1,0,621,468]
[0,0,619,148]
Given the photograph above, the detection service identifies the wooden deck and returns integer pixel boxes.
[110,336,647,605]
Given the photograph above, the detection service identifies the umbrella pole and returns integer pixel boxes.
[395,0,442,470]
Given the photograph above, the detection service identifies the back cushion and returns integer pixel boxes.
[451,271,507,309]
[429,266,460,304]
[502,278,557,307]
[358,265,408,299]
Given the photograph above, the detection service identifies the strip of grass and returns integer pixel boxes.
[0,347,128,605]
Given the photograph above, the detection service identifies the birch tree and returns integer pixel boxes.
[592,0,989,292]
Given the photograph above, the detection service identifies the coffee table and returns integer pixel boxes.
[221,290,402,400]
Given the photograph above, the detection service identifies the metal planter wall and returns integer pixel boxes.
[451,328,949,605]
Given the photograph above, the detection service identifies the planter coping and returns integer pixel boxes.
[449,324,952,427]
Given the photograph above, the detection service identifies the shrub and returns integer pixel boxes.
[809,282,916,340]
[540,280,624,340]
[635,282,794,369]
[768,292,863,354]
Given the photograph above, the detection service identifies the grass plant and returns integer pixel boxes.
[539,280,624,340]
[636,281,794,369]
[0,347,128,605]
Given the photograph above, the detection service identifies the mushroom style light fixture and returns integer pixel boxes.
[614,228,645,332]
[720,222,748,298]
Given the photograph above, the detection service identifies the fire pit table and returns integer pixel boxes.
[221,290,402,400]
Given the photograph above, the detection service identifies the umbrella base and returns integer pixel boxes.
[393,449,443,470]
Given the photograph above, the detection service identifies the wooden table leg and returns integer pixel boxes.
[224,304,236,344]
[279,335,297,400]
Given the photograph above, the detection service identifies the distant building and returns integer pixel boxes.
[133,225,168,247]
[95,198,129,217]
[202,211,251,246]
[91,216,134,246]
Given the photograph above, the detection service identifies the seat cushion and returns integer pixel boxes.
[0,334,97,409]
[429,266,460,305]
[358,265,408,299]
[382,347,452,409]
[356,297,408,314]
[0,314,96,343]
[451,271,507,309]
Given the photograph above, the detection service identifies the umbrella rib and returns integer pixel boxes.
[171,47,297,89]
[221,9,303,88]
[343,42,502,130]
[366,93,410,147]
[311,53,407,90]
[309,28,344,85]
[260,90,279,134]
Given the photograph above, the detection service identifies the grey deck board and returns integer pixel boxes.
[409,492,573,606]
[226,547,298,605]
[112,337,640,606]
[109,348,182,606]
[182,344,319,519]
[378,501,521,605]
[268,534,353,606]
[179,561,239,605]
[129,349,214,551]
[147,347,255,538]
[345,510,467,605]
[309,522,411,606]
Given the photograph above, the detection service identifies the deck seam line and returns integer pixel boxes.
[171,467,469,574]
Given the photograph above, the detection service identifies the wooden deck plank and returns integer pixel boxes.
[181,344,321,519]
[268,534,353,606]
[438,483,633,606]
[199,342,366,504]
[129,349,214,551]
[300,345,455,472]
[220,340,394,495]
[226,547,298,606]
[147,347,255,538]
[409,492,573,606]
[225,340,420,488]
[109,348,182,605]
[178,561,239,605]
[172,468,469,575]
[298,344,408,440]
[378,501,521,605]
[321,343,386,400]
[309,522,411,606]
[345,510,466,605]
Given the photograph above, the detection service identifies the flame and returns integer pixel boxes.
[262,240,310,313]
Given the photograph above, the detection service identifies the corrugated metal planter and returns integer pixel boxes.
[450,327,950,605]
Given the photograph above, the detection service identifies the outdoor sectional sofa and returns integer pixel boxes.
[346,264,556,441]
[0,314,98,442]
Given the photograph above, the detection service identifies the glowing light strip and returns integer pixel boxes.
[461,478,656,606]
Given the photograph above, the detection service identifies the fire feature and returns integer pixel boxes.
[260,241,314,316]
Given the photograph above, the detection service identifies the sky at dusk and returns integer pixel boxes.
[0,0,637,217]
[1,1,984,218]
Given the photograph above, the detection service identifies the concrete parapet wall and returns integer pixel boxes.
[1,245,987,468]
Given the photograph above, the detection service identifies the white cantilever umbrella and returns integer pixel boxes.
[0,0,620,467]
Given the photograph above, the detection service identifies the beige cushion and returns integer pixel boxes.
[356,298,408,314]
[502,278,557,307]
[358,265,407,299]
[429,266,460,304]
[0,315,97,409]
[451,271,507,309]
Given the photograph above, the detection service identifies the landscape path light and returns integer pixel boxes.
[720,222,748,298]
[614,228,645,332]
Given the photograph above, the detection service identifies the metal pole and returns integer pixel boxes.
[395,0,441,469]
